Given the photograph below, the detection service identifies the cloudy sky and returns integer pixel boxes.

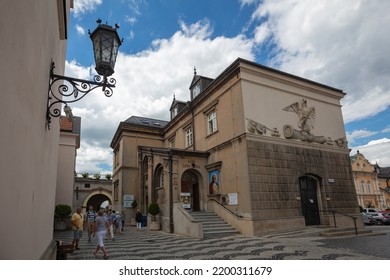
[65,0,390,175]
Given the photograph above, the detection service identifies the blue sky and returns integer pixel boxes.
[65,0,390,174]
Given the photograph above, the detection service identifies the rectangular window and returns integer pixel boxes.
[114,145,120,167]
[171,107,178,119]
[169,137,175,148]
[84,183,90,188]
[114,180,119,202]
[185,126,193,148]
[207,110,217,135]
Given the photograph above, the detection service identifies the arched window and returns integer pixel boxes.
[142,156,149,209]
[153,164,165,204]
[367,181,371,193]
[361,181,365,193]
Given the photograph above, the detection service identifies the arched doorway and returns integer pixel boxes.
[299,175,320,225]
[142,156,149,211]
[181,170,200,211]
[85,193,111,212]
[153,164,165,205]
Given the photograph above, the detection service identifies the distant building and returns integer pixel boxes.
[111,58,361,238]
[375,164,390,209]
[73,177,113,213]
[56,116,81,211]
[350,151,385,209]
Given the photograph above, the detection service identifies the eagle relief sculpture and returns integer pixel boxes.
[245,99,347,148]
[283,99,327,144]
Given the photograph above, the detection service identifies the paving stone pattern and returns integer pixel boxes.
[54,226,390,260]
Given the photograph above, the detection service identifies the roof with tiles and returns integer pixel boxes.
[123,116,168,129]
[60,116,81,134]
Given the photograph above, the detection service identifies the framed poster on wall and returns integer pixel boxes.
[208,170,220,194]
[181,192,191,209]
[123,195,134,208]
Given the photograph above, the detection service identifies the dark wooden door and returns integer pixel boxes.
[299,176,320,225]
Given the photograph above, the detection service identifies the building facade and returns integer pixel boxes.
[350,151,390,209]
[73,177,113,214]
[0,0,73,259]
[111,58,361,238]
[56,116,81,210]
[377,166,390,208]
[351,151,384,209]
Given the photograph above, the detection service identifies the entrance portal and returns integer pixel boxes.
[299,176,320,225]
[86,194,111,212]
[181,171,199,211]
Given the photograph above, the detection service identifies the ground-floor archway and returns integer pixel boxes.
[181,170,200,211]
[82,192,112,212]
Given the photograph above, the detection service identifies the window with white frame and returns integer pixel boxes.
[207,110,217,135]
[367,181,371,193]
[169,136,175,148]
[185,126,193,147]
[361,181,365,193]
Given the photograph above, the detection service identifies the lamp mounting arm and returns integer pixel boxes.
[46,61,116,129]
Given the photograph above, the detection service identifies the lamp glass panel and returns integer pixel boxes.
[93,36,101,62]
[101,32,113,63]
[110,39,119,67]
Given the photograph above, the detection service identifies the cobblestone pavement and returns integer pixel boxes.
[54,225,390,260]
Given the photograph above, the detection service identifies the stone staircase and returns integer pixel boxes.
[190,211,239,239]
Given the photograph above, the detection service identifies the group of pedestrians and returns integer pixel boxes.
[70,205,126,260]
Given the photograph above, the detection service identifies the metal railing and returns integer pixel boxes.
[317,209,358,235]
[209,198,243,218]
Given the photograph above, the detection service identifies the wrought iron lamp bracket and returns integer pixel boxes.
[46,61,116,129]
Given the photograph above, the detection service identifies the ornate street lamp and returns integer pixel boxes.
[47,19,122,129]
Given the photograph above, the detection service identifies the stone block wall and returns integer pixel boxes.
[247,140,359,221]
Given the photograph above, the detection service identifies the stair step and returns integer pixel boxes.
[204,225,236,231]
[190,211,239,239]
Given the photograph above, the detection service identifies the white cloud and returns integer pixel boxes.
[72,0,102,17]
[125,15,137,25]
[250,0,390,124]
[239,0,259,7]
[125,0,145,16]
[253,23,271,44]
[346,129,377,144]
[75,24,85,36]
[350,138,390,166]
[76,142,112,174]
[65,60,93,80]
[68,20,254,173]
[382,126,390,133]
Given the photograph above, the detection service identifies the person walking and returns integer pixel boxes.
[105,209,114,241]
[93,208,109,259]
[85,205,96,242]
[121,210,125,231]
[114,210,122,234]
[71,207,84,250]
[135,208,142,229]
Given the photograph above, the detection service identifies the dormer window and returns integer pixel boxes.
[171,107,178,119]
[192,82,201,98]
[189,68,213,100]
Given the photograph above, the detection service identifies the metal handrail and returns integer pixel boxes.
[317,209,358,235]
[209,198,244,218]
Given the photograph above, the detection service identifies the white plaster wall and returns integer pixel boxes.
[56,133,78,209]
[0,0,71,259]
[240,66,347,145]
